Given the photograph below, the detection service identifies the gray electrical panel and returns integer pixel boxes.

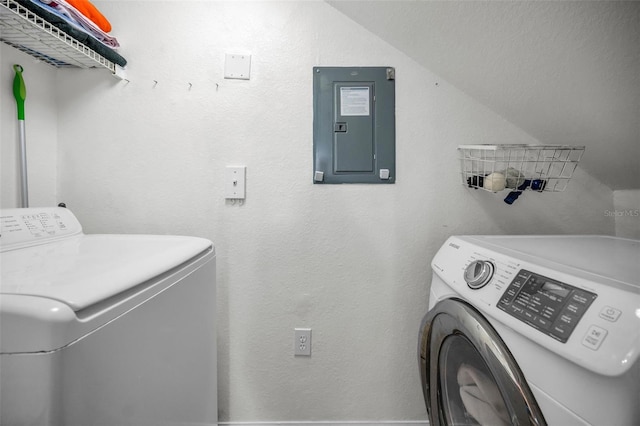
[313,67,395,184]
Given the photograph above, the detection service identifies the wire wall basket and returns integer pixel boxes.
[459,144,585,201]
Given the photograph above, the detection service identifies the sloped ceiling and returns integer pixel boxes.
[327,1,639,190]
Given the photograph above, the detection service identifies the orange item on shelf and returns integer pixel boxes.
[65,0,111,32]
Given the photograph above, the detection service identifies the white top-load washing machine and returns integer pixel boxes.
[0,207,217,426]
[419,235,639,426]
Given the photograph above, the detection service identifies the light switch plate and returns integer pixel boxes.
[225,166,246,199]
[224,54,251,80]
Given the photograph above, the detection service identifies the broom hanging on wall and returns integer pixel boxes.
[13,64,28,208]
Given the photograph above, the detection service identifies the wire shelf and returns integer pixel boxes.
[459,144,585,193]
[0,0,115,71]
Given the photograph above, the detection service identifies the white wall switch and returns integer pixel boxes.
[225,166,246,199]
[224,54,251,80]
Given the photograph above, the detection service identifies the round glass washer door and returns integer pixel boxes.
[418,298,546,426]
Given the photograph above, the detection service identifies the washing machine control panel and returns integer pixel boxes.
[0,207,82,251]
[498,269,598,343]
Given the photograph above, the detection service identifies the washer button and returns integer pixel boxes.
[582,325,608,350]
[599,306,621,322]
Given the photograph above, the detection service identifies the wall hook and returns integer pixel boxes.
[188,82,193,90]
[153,80,158,87]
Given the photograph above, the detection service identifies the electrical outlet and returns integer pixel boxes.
[294,328,311,356]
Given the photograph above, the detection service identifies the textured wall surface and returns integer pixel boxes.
[1,1,619,422]
[1,45,59,208]
[613,190,640,239]
[328,1,640,191]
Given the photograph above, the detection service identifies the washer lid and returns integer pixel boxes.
[0,234,213,311]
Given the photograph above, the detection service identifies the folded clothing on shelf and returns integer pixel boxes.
[61,0,111,32]
[37,0,118,47]
[16,0,126,66]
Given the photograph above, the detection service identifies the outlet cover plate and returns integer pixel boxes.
[224,54,251,80]
[294,328,311,356]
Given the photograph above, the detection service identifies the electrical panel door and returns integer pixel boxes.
[313,67,395,184]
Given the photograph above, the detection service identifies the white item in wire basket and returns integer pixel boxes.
[484,172,506,192]
[503,167,526,189]
[458,144,585,193]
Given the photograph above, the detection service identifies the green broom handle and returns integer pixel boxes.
[13,64,26,120]
[13,64,29,207]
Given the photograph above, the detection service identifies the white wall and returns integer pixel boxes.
[613,190,640,239]
[328,1,640,191]
[1,45,59,208]
[2,1,617,422]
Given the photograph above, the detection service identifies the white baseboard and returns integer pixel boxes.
[218,422,429,426]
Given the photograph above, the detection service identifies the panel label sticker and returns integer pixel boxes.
[340,87,370,116]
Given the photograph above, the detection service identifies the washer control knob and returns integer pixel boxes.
[464,260,495,289]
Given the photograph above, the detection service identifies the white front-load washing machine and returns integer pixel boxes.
[0,207,218,426]
[418,235,639,426]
